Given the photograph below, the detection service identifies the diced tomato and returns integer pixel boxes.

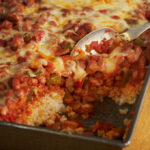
[99,9,108,14]
[0,82,6,90]
[22,20,32,32]
[62,120,78,129]
[66,23,92,42]
[48,122,62,130]
[127,46,142,63]
[111,15,120,20]
[82,6,93,12]
[89,39,110,54]
[61,8,70,17]
[90,41,99,51]
[10,33,24,50]
[49,21,57,27]
[12,78,21,90]
[0,39,5,47]
[91,121,115,133]
[0,20,13,30]
[17,56,27,63]
[146,10,150,20]
[33,30,45,42]
[16,89,26,99]
[5,98,17,110]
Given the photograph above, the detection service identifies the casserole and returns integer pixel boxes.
[0,0,150,149]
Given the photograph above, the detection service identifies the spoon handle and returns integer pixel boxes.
[122,23,150,41]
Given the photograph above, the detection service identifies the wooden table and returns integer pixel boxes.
[124,83,150,150]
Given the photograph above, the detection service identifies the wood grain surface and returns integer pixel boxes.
[124,82,150,150]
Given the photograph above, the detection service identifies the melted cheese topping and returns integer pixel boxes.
[0,0,146,84]
[41,0,146,31]
[43,0,143,8]
[53,57,87,81]
[0,0,146,105]
[96,46,132,74]
[0,0,146,82]
[53,57,65,74]
[34,0,146,58]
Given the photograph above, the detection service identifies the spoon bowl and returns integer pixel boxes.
[71,27,116,56]
[71,23,150,56]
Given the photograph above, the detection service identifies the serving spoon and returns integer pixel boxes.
[71,23,150,56]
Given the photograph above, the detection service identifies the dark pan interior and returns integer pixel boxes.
[82,98,135,129]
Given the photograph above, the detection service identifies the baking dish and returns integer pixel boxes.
[0,1,149,149]
[0,66,149,150]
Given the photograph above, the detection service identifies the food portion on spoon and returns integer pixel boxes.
[71,23,150,57]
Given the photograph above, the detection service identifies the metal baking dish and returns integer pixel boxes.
[0,67,149,150]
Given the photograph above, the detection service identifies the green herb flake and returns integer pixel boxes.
[133,38,146,47]
[27,87,34,102]
[47,74,61,85]
[121,70,131,88]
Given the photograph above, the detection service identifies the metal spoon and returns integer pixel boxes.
[71,23,150,56]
